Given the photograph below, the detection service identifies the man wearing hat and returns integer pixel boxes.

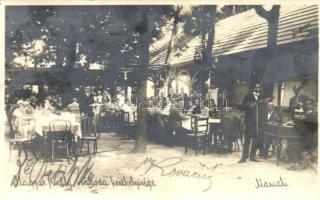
[79,86,94,116]
[238,84,268,163]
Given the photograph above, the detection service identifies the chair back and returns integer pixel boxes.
[49,119,71,132]
[48,119,73,143]
[80,116,96,137]
[191,116,209,136]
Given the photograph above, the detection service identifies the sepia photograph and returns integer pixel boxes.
[1,1,319,199]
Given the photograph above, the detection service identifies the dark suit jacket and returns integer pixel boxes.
[79,93,94,116]
[241,93,268,136]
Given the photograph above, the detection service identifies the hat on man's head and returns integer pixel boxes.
[17,100,24,105]
[24,98,31,103]
[293,85,302,93]
[254,84,262,93]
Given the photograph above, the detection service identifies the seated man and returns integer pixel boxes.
[66,98,80,114]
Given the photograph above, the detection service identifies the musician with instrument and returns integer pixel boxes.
[289,85,305,120]
[238,84,268,163]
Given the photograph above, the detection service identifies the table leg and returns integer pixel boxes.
[43,136,48,162]
[208,124,213,152]
[73,136,78,160]
[276,137,281,166]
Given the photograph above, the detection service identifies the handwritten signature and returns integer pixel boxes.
[10,153,156,191]
[255,177,289,188]
[135,157,220,192]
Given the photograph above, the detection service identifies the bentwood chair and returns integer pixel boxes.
[47,119,75,164]
[9,116,38,160]
[80,116,98,156]
[184,116,209,156]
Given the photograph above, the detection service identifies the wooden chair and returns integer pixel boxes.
[80,116,98,156]
[9,117,38,160]
[185,116,209,156]
[232,116,241,151]
[221,116,234,153]
[47,119,75,164]
[99,105,107,132]
[92,113,101,139]
[122,111,137,139]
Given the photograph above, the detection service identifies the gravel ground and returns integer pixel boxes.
[1,132,319,200]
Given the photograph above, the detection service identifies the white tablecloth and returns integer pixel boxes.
[33,111,82,138]
[181,116,221,131]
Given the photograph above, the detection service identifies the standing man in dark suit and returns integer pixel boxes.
[238,84,268,163]
[79,86,94,117]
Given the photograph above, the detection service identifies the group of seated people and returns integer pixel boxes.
[6,83,317,172]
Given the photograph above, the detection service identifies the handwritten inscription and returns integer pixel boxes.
[255,177,289,188]
[10,154,156,191]
[135,157,219,192]
[109,176,156,190]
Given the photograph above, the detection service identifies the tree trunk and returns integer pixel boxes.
[66,25,77,68]
[132,14,152,153]
[132,78,148,153]
[253,5,280,85]
[255,5,280,49]
[200,6,216,96]
[204,5,216,68]
[108,38,122,97]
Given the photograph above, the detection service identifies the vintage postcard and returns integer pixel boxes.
[0,0,319,199]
